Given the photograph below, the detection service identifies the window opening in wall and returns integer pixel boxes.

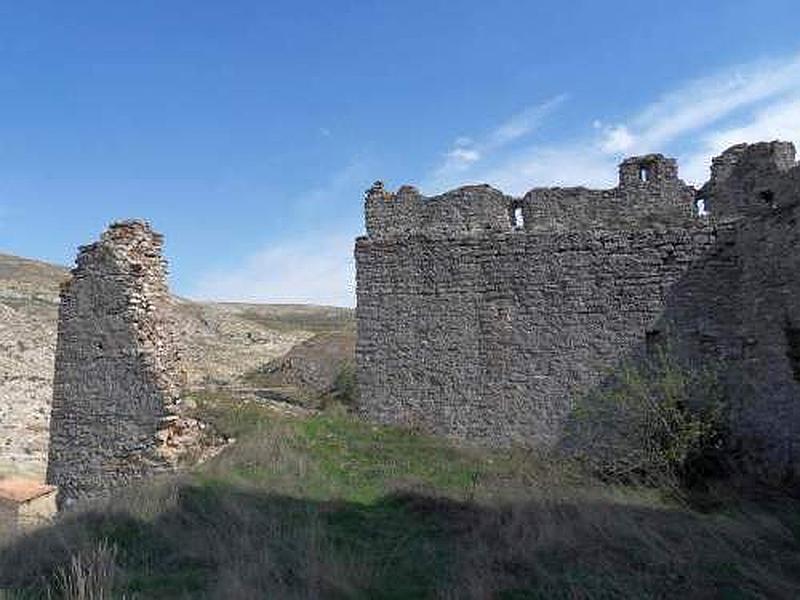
[785,322,800,383]
[639,165,651,182]
[696,198,708,217]
[645,329,663,355]
[759,189,776,208]
[513,206,524,229]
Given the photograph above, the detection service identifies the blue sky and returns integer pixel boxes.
[1,1,799,306]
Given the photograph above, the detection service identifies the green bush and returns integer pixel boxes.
[328,361,358,408]
[568,349,728,489]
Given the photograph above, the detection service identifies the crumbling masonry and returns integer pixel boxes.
[46,221,214,505]
[355,141,800,478]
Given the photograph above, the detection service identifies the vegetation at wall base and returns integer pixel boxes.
[328,362,359,408]
[2,392,799,599]
[566,348,731,492]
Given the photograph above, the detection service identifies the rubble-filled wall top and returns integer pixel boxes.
[365,154,699,237]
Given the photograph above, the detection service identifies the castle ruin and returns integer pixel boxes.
[46,221,214,506]
[355,141,800,478]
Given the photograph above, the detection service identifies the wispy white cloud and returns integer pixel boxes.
[479,146,617,192]
[705,97,800,147]
[190,161,367,307]
[192,51,800,306]
[190,231,357,307]
[488,98,567,147]
[429,95,567,190]
[598,124,635,154]
[681,96,800,182]
[445,146,481,166]
[598,53,800,160]
[429,51,800,194]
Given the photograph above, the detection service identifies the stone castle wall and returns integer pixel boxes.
[46,221,212,505]
[662,142,800,475]
[365,184,514,238]
[355,141,800,477]
[699,141,797,220]
[356,227,716,447]
[522,155,697,232]
[365,155,697,238]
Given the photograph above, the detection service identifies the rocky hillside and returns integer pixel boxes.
[178,301,353,386]
[243,329,357,408]
[0,254,65,479]
[0,252,353,478]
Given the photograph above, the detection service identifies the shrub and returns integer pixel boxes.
[567,349,728,489]
[327,362,358,408]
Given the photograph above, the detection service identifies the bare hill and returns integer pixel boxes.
[177,301,353,386]
[0,253,65,478]
[0,252,353,478]
[243,328,357,408]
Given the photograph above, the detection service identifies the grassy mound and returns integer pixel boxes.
[2,394,800,599]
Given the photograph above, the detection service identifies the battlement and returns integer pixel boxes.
[698,141,798,220]
[365,182,512,237]
[618,154,680,189]
[365,153,696,237]
[356,139,800,478]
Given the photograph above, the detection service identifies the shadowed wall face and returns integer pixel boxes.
[356,143,800,477]
[665,144,800,477]
[356,156,704,447]
[46,221,193,506]
[356,228,715,446]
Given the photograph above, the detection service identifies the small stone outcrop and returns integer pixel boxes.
[46,221,220,506]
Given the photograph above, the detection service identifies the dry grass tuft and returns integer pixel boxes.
[50,540,118,600]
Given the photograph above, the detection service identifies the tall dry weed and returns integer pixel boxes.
[50,540,118,600]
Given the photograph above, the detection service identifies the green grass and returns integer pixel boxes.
[192,392,567,505]
[2,393,800,599]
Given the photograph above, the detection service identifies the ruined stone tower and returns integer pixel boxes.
[356,141,800,478]
[47,221,209,505]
